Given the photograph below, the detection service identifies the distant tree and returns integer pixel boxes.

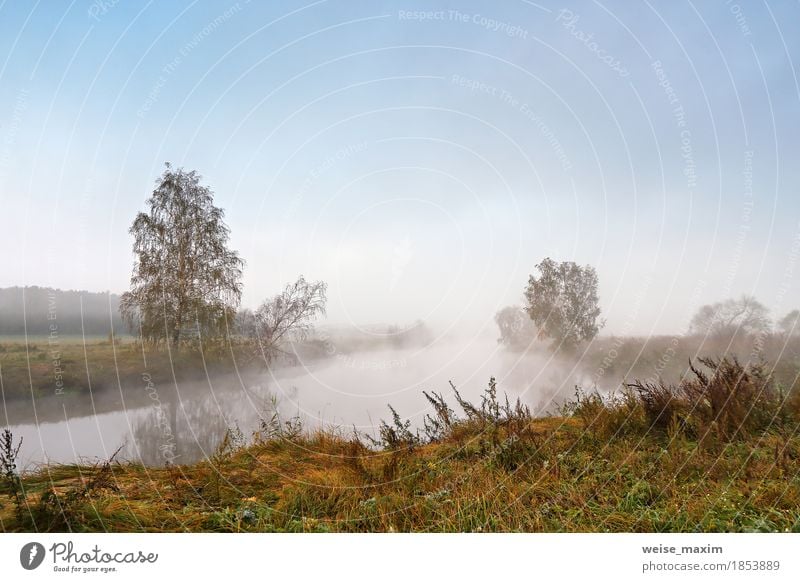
[248,276,327,361]
[388,320,433,348]
[689,295,770,338]
[0,287,127,336]
[120,164,244,346]
[234,308,257,338]
[494,305,538,350]
[777,309,800,336]
[523,258,603,350]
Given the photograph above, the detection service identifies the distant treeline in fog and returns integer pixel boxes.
[0,286,436,351]
[0,286,127,337]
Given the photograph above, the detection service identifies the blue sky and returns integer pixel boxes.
[1,0,799,335]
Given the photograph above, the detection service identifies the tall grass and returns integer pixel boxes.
[0,428,25,523]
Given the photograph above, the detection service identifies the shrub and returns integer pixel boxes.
[370,405,419,451]
[625,379,688,436]
[256,397,304,443]
[1,428,25,523]
[421,390,455,442]
[680,357,778,440]
[625,357,785,441]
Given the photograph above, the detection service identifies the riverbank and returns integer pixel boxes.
[3,358,799,532]
[0,339,269,403]
[2,416,798,533]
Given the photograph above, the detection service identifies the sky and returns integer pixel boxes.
[0,0,799,336]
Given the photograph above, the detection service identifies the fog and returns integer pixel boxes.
[7,333,592,469]
[6,282,797,469]
[2,0,798,472]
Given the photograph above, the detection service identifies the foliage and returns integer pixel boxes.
[421,390,455,442]
[0,286,126,336]
[0,428,24,522]
[524,257,603,350]
[680,357,778,440]
[494,305,538,350]
[120,164,244,346]
[689,295,771,338]
[256,396,304,443]
[625,357,780,441]
[778,309,800,336]
[245,276,327,362]
[369,405,419,451]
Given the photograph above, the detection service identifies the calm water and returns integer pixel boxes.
[5,337,585,469]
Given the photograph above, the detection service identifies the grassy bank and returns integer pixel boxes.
[2,357,799,533]
[0,339,261,402]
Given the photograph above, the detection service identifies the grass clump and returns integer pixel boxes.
[34,446,122,531]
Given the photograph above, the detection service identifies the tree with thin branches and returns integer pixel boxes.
[120,164,244,346]
[689,295,770,338]
[778,309,800,336]
[246,276,327,361]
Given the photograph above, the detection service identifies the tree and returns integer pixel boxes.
[387,320,433,349]
[234,308,257,338]
[523,258,603,350]
[689,295,770,338]
[246,276,327,361]
[777,309,800,336]
[120,164,244,346]
[494,305,538,350]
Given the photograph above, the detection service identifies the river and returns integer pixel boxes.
[4,337,586,469]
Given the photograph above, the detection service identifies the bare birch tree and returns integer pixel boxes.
[689,295,770,338]
[246,276,327,361]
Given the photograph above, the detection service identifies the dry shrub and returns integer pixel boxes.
[626,357,786,441]
[625,379,688,436]
[681,357,778,440]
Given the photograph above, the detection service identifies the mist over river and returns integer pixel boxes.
[5,336,589,468]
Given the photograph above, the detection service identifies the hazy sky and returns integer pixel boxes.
[1,0,799,335]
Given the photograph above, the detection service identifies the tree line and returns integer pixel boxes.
[496,261,799,351]
[0,287,126,337]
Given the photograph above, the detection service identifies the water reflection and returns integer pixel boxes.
[130,381,280,465]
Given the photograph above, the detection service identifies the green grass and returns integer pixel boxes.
[2,357,798,533]
[0,338,255,401]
